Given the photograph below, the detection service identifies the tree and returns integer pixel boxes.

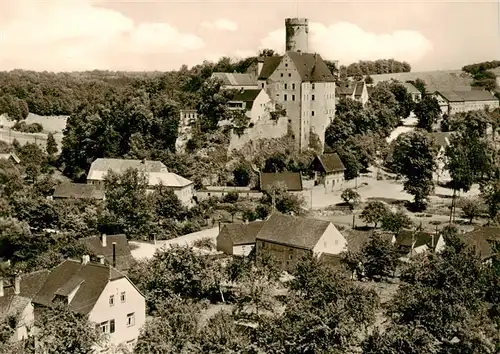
[362,233,399,280]
[34,304,103,354]
[391,131,437,210]
[341,188,360,210]
[381,209,413,235]
[263,181,305,215]
[458,197,484,224]
[480,179,500,222]
[151,185,186,221]
[414,95,441,131]
[104,168,156,239]
[361,201,391,228]
[46,132,58,156]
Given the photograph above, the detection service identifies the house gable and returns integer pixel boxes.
[312,223,348,256]
[268,53,302,84]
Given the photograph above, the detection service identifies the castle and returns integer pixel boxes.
[178,18,337,153]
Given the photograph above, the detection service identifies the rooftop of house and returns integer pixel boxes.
[259,172,303,192]
[229,89,263,111]
[0,152,20,164]
[435,90,498,103]
[401,82,421,95]
[147,172,193,188]
[211,72,258,87]
[460,231,497,261]
[53,183,105,200]
[354,81,365,97]
[464,226,500,242]
[367,70,473,92]
[218,221,265,246]
[258,52,335,82]
[79,234,134,271]
[88,158,167,180]
[427,132,452,149]
[312,153,346,174]
[0,270,50,321]
[33,259,125,315]
[256,213,332,250]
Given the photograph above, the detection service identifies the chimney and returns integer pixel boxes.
[101,233,107,248]
[14,274,20,295]
[0,279,3,297]
[98,255,105,265]
[112,242,116,268]
[82,255,89,265]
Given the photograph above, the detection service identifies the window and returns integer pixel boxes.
[312,94,315,101]
[311,111,315,116]
[120,292,126,303]
[292,95,295,101]
[284,94,287,101]
[109,295,114,307]
[280,73,283,77]
[261,83,264,88]
[292,83,295,90]
[288,73,291,77]
[335,240,339,245]
[284,83,287,89]
[127,313,135,327]
[312,83,315,90]
[110,319,115,334]
[285,63,288,67]
[289,255,293,260]
[100,321,109,333]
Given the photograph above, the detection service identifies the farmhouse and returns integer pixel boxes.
[432,90,499,116]
[87,158,194,207]
[32,258,146,352]
[255,213,348,271]
[217,221,265,256]
[310,153,345,192]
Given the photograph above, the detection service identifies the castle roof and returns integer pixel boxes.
[287,52,336,83]
[258,57,282,80]
[212,72,258,87]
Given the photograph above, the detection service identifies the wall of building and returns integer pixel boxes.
[228,116,288,152]
[449,100,499,115]
[173,185,194,207]
[233,244,254,256]
[322,171,344,192]
[13,303,33,341]
[89,277,146,349]
[312,224,348,256]
[267,54,305,150]
[301,81,335,151]
[256,239,312,272]
[196,190,264,201]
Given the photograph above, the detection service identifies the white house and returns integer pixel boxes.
[32,258,146,353]
[87,158,194,207]
[216,221,265,256]
[255,213,348,271]
[432,90,499,116]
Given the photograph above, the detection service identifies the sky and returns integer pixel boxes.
[0,0,499,72]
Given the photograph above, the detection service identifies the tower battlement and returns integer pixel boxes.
[285,18,309,53]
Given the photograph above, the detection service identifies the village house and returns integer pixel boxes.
[432,90,499,116]
[52,182,105,201]
[79,234,135,272]
[211,72,259,90]
[87,158,194,207]
[216,221,265,256]
[309,153,345,192]
[32,257,146,352]
[0,152,21,164]
[259,171,313,208]
[401,82,422,102]
[427,132,452,183]
[394,230,446,260]
[196,186,263,201]
[336,81,369,106]
[0,270,49,342]
[255,213,348,271]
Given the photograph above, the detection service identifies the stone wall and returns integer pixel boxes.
[228,116,288,153]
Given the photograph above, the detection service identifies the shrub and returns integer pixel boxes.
[12,121,43,133]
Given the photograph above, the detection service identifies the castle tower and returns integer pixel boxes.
[285,18,309,53]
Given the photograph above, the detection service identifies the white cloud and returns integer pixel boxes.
[259,22,433,65]
[201,19,238,32]
[0,0,205,71]
[233,49,256,58]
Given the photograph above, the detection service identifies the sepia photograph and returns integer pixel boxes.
[0,0,499,352]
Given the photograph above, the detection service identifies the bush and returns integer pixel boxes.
[192,237,215,250]
[12,121,43,133]
[222,191,239,203]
